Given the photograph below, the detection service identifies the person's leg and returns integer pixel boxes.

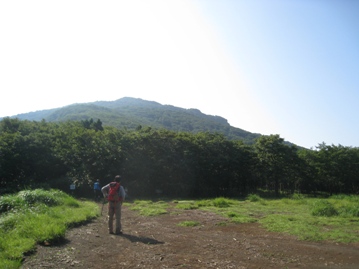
[108,202,115,233]
[115,202,122,234]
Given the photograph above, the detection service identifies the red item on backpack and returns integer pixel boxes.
[107,182,122,202]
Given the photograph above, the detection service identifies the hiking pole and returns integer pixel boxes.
[101,199,106,216]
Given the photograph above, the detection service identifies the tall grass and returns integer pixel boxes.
[0,189,98,269]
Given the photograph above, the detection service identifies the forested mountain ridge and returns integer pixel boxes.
[6,97,261,144]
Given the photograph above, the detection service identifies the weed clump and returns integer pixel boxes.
[246,194,261,202]
[311,200,338,217]
[212,197,232,208]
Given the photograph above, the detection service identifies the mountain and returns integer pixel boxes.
[4,97,261,143]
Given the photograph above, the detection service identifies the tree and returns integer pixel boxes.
[308,143,359,194]
[254,134,300,196]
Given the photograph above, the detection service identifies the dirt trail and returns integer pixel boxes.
[22,204,359,269]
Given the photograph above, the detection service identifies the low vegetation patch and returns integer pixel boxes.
[0,189,98,269]
[212,197,232,208]
[177,221,200,227]
[175,202,199,210]
[129,194,359,243]
[310,200,338,217]
[128,200,168,216]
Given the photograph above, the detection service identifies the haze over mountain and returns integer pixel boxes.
[3,97,264,144]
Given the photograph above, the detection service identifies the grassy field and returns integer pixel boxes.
[1,191,358,269]
[0,189,99,269]
[127,194,359,243]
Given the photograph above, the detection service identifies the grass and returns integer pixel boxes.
[127,200,168,216]
[177,220,200,227]
[2,191,357,268]
[127,194,359,243]
[0,189,99,269]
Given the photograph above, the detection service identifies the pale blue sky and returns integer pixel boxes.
[1,0,358,149]
[199,0,359,149]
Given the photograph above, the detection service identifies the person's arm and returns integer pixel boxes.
[119,186,126,202]
[101,184,109,198]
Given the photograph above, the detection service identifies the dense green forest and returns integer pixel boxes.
[5,97,261,144]
[1,117,358,198]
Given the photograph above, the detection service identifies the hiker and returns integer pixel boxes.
[70,182,76,196]
[101,175,126,235]
[93,179,101,201]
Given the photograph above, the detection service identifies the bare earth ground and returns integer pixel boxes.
[22,203,359,269]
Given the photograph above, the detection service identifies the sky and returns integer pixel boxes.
[1,0,358,149]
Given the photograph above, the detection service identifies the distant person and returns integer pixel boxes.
[101,175,126,235]
[70,182,76,196]
[93,179,101,201]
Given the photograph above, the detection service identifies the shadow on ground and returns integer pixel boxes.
[120,233,164,245]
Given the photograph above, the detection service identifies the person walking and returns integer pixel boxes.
[93,179,101,201]
[101,175,126,235]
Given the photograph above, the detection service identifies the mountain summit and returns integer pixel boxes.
[6,97,261,143]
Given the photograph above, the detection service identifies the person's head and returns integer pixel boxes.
[114,175,122,183]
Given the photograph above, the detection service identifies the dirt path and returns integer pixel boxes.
[21,203,359,269]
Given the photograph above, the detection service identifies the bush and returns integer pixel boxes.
[18,189,61,206]
[338,204,359,217]
[212,197,232,208]
[0,195,25,213]
[227,211,239,218]
[311,200,338,217]
[247,194,261,202]
[291,193,305,200]
[195,199,212,207]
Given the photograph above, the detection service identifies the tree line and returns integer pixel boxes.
[0,118,358,198]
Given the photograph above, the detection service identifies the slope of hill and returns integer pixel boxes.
[4,97,261,143]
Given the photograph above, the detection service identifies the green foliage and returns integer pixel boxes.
[177,221,200,227]
[195,199,213,207]
[131,196,359,242]
[0,190,98,268]
[175,202,199,210]
[212,197,232,208]
[254,135,301,196]
[310,200,338,217]
[17,189,61,206]
[1,114,359,199]
[291,193,306,200]
[231,216,257,224]
[329,195,359,217]
[129,200,168,216]
[0,189,74,214]
[338,204,359,217]
[12,97,260,143]
[247,194,262,202]
[0,195,24,214]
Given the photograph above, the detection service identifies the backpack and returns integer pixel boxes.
[107,182,122,202]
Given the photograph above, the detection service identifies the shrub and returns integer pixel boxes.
[17,189,61,206]
[311,200,338,217]
[212,197,232,208]
[338,204,359,217]
[227,211,239,218]
[291,193,305,200]
[247,194,261,202]
[0,195,25,213]
[195,199,212,207]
